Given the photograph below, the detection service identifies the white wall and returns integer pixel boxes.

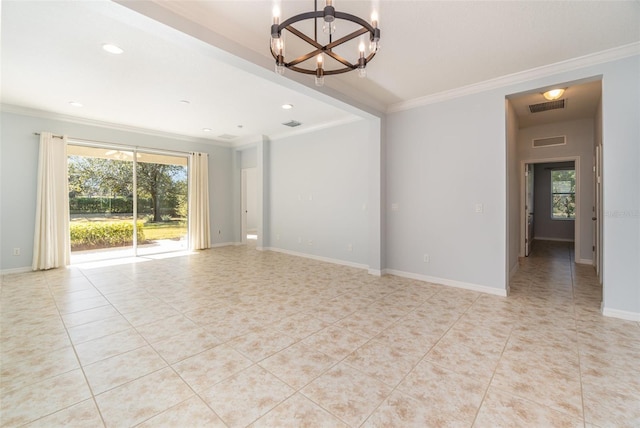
[240,147,257,169]
[0,111,234,271]
[387,54,639,317]
[518,118,594,261]
[600,56,640,318]
[386,91,507,294]
[267,120,370,267]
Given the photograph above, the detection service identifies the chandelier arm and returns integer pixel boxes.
[288,66,317,75]
[285,25,323,50]
[325,51,356,69]
[324,67,357,75]
[325,27,369,51]
[287,49,323,67]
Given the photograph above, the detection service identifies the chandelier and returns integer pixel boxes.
[270,0,380,86]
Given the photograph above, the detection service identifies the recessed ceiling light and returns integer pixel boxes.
[69,101,83,107]
[179,100,191,105]
[202,128,212,132]
[282,103,294,110]
[102,44,124,55]
[237,125,243,129]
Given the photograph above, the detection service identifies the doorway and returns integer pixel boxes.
[521,160,578,258]
[506,77,603,298]
[241,167,258,244]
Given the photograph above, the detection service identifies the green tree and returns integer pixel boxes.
[551,169,576,219]
[136,162,185,222]
[68,156,132,198]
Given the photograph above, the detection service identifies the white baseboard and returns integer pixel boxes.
[210,241,242,248]
[533,237,575,242]
[384,269,508,297]
[264,247,369,270]
[576,258,593,265]
[368,269,383,276]
[602,305,640,321]
[1,266,33,275]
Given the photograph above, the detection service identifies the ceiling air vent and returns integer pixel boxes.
[532,135,566,148]
[528,99,565,113]
[282,120,302,127]
[217,134,237,140]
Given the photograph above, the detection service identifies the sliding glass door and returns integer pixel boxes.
[67,144,188,262]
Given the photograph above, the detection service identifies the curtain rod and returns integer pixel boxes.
[33,132,64,139]
[33,133,192,156]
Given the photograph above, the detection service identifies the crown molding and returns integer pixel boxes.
[1,104,233,147]
[387,42,640,114]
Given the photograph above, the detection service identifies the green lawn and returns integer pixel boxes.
[142,221,187,241]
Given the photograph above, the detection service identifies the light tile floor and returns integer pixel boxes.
[1,241,639,427]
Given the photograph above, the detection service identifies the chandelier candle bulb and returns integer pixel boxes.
[358,41,367,77]
[315,54,325,86]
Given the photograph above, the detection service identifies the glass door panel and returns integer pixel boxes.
[68,145,135,263]
[135,152,188,256]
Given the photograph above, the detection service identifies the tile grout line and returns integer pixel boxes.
[45,268,108,428]
[570,247,588,428]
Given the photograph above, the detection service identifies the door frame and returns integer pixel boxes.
[594,144,603,281]
[519,156,580,259]
[241,168,248,244]
[524,163,534,257]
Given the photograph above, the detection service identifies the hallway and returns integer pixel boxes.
[508,240,639,426]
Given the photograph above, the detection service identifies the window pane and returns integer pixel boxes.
[552,194,575,218]
[551,169,576,219]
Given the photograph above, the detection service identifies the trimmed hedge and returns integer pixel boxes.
[70,221,145,250]
[69,197,153,214]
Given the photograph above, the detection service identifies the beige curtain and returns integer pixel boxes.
[32,132,70,270]
[188,152,211,250]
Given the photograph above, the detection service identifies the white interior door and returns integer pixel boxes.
[595,145,602,278]
[241,169,247,244]
[525,163,535,257]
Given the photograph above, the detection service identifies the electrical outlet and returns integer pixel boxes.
[308,240,313,246]
[298,237,302,244]
[423,253,430,263]
[347,244,353,252]
[13,248,20,256]
[276,233,280,240]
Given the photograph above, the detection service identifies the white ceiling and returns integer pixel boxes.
[1,0,361,144]
[2,1,639,142]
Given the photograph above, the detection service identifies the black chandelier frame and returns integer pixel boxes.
[270,2,380,76]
